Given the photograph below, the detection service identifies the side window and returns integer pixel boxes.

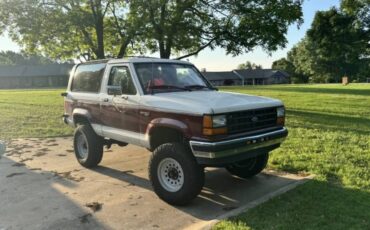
[71,63,105,93]
[108,66,137,95]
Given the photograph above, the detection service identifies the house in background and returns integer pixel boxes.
[233,69,290,85]
[201,69,290,86]
[201,71,242,86]
[0,64,74,89]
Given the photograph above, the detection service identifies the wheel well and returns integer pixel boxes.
[73,115,90,126]
[149,127,184,151]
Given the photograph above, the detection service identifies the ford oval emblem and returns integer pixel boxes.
[251,116,259,122]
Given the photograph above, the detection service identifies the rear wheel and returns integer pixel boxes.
[149,143,204,206]
[226,153,269,178]
[73,124,103,168]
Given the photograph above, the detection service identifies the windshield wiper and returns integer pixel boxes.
[184,85,210,90]
[148,85,191,93]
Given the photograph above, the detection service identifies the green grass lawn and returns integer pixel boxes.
[0,89,72,140]
[0,84,369,229]
[215,84,370,229]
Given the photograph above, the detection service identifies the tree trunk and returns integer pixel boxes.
[117,38,132,58]
[95,17,105,59]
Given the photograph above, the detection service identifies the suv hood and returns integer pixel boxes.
[141,91,283,115]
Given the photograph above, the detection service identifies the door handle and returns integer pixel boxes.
[103,98,109,102]
[121,95,128,100]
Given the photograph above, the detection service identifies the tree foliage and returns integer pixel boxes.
[0,0,137,60]
[0,0,303,60]
[238,61,262,70]
[276,3,370,83]
[0,51,60,65]
[130,0,303,59]
[306,8,368,82]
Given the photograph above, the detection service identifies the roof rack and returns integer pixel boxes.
[77,56,164,65]
[121,56,160,59]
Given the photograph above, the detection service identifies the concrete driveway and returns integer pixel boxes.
[0,138,309,230]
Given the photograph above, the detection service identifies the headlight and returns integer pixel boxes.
[212,115,227,127]
[277,107,285,117]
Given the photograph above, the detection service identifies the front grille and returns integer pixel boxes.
[227,107,277,134]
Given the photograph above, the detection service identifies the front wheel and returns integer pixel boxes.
[73,124,104,168]
[226,153,269,179]
[148,143,204,206]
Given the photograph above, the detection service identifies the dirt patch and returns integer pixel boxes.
[6,172,26,178]
[46,139,57,143]
[12,162,26,167]
[39,148,50,152]
[19,157,33,163]
[52,171,84,182]
[30,168,42,171]
[19,158,33,163]
[33,152,47,157]
[85,202,103,212]
[79,213,92,224]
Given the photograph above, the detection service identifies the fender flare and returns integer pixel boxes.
[72,108,93,126]
[146,118,191,140]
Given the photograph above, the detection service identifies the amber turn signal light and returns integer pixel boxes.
[277,117,285,126]
[203,115,212,128]
[203,127,227,135]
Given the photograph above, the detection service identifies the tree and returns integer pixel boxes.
[237,61,262,70]
[127,0,304,59]
[272,58,293,72]
[0,0,137,60]
[1,0,303,60]
[306,8,368,82]
[286,38,314,83]
[0,51,61,65]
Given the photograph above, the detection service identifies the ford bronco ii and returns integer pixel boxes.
[62,57,288,205]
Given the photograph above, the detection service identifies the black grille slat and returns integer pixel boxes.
[228,118,277,127]
[227,107,277,134]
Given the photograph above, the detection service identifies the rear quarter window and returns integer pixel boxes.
[71,63,106,93]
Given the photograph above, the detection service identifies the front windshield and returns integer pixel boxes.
[134,63,211,94]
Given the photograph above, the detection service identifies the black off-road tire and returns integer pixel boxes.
[226,153,269,179]
[73,124,104,168]
[148,142,204,206]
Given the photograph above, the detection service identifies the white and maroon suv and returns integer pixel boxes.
[62,57,288,205]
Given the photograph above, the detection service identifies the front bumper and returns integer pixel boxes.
[189,127,288,166]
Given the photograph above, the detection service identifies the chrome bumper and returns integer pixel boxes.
[189,127,288,160]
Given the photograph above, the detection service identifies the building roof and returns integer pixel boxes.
[0,64,74,78]
[201,71,241,81]
[234,69,289,79]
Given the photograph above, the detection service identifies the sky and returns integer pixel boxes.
[0,0,340,71]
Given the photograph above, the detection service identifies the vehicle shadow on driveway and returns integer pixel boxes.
[92,164,302,221]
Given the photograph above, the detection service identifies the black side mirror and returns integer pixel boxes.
[61,92,68,97]
[107,86,122,96]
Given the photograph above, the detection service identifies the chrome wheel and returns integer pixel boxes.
[157,158,184,192]
[76,132,89,159]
